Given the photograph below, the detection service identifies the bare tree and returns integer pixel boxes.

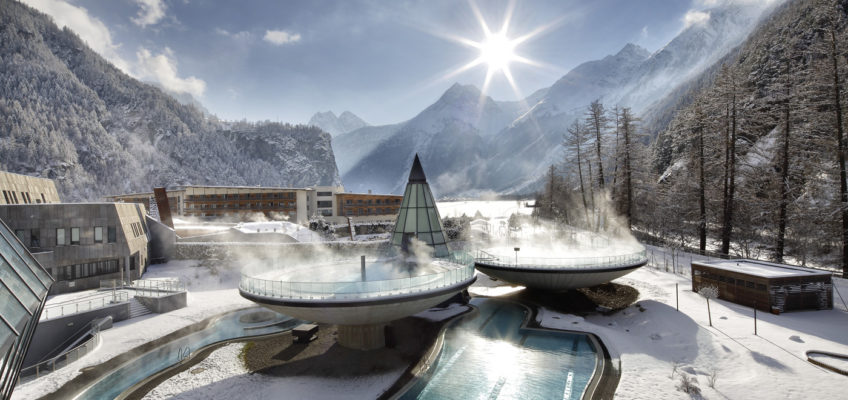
[586,100,608,189]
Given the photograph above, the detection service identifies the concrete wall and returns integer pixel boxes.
[0,203,150,294]
[146,215,176,263]
[134,292,187,314]
[0,171,60,205]
[22,302,129,367]
[175,241,387,261]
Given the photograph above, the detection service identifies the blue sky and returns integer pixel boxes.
[24,0,706,125]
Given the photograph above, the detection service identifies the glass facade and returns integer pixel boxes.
[0,218,52,398]
[391,157,449,257]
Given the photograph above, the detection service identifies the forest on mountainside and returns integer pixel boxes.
[533,0,848,276]
[0,0,340,201]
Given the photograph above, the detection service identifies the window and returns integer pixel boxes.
[56,228,66,246]
[41,193,46,203]
[317,201,333,208]
[15,229,26,245]
[94,227,103,243]
[745,281,755,288]
[108,226,117,243]
[71,228,80,245]
[2,190,8,203]
[317,191,333,197]
[30,230,40,248]
[346,200,352,205]
[12,191,18,203]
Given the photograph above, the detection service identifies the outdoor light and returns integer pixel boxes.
[514,247,520,265]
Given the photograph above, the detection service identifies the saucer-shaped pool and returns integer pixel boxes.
[474,242,647,290]
[239,253,476,326]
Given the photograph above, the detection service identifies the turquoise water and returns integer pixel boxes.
[73,308,298,400]
[401,298,598,400]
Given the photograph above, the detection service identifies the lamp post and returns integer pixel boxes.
[514,247,520,266]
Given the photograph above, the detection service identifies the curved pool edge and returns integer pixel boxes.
[516,302,622,400]
[383,304,478,400]
[119,325,298,400]
[390,297,619,400]
[36,307,285,400]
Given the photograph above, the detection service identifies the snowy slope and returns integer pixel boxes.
[308,110,369,137]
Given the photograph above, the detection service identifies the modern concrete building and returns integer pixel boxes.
[0,218,53,398]
[336,192,402,218]
[107,185,401,225]
[0,171,61,205]
[0,203,150,295]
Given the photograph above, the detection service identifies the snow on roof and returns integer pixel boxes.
[695,259,832,278]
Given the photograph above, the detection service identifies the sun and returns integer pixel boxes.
[479,32,517,73]
[433,1,560,99]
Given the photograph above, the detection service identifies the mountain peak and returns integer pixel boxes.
[308,110,368,136]
[616,43,651,60]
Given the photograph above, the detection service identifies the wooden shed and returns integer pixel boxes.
[691,259,832,313]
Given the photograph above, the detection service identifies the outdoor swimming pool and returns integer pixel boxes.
[401,298,599,400]
[73,307,298,400]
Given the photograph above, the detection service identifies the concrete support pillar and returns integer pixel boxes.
[337,324,385,350]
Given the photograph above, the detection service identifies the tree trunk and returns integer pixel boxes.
[829,30,848,278]
[697,112,707,254]
[776,94,791,263]
[721,79,737,256]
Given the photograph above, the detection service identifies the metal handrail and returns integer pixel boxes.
[475,249,648,270]
[41,291,129,320]
[239,252,475,301]
[18,325,101,382]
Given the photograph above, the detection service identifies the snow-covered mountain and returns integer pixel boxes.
[0,0,340,200]
[342,83,521,195]
[308,110,369,137]
[339,0,780,197]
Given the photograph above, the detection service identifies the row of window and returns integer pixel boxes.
[53,226,117,246]
[187,202,296,210]
[316,191,334,197]
[343,207,398,216]
[51,259,121,281]
[317,201,333,208]
[185,192,297,201]
[2,190,47,204]
[694,270,767,291]
[343,198,401,205]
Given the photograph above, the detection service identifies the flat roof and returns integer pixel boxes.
[694,259,832,278]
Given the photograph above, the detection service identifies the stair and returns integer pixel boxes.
[128,298,153,319]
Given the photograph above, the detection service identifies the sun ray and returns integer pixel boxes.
[469,0,491,37]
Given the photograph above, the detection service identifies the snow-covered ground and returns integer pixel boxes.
[233,221,322,242]
[436,200,533,219]
[537,255,848,399]
[12,260,253,400]
[141,343,402,400]
[16,246,848,399]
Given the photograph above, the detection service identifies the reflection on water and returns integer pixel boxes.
[401,298,597,400]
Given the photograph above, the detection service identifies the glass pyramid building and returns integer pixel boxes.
[391,154,449,257]
[0,218,52,397]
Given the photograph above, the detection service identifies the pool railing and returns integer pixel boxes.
[475,249,648,269]
[240,251,475,301]
[41,291,129,320]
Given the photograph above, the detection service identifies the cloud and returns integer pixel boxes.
[683,10,710,28]
[216,28,252,41]
[135,47,206,97]
[22,0,132,73]
[263,30,301,45]
[131,0,166,27]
